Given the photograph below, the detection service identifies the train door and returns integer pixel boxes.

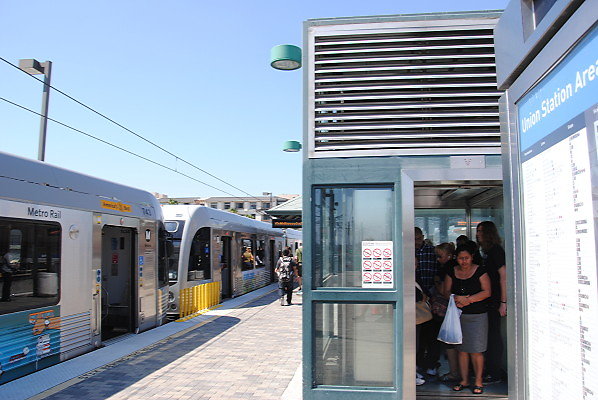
[101,225,136,340]
[400,170,508,400]
[221,236,232,299]
[269,239,276,283]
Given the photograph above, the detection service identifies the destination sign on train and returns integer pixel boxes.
[272,218,302,228]
[101,200,132,213]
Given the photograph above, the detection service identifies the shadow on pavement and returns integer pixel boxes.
[42,315,242,400]
[235,290,303,309]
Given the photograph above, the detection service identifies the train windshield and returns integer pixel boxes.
[158,223,172,288]
[165,220,184,283]
[168,240,181,283]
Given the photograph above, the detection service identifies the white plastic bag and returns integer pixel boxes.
[437,294,463,345]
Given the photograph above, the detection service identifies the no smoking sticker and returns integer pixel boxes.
[362,241,393,288]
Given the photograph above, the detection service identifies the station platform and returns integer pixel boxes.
[2,284,508,400]
[2,284,302,400]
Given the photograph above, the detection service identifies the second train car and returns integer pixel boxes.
[162,205,301,317]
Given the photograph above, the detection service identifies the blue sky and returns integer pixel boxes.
[0,0,508,198]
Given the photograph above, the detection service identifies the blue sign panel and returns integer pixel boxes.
[517,25,598,400]
[518,27,598,151]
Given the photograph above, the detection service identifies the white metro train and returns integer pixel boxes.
[162,205,302,317]
[0,151,169,384]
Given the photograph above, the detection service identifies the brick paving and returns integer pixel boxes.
[41,290,302,400]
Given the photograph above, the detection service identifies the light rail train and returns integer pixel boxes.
[0,151,169,384]
[162,205,301,317]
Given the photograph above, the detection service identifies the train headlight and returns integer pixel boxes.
[168,291,175,303]
[170,304,177,310]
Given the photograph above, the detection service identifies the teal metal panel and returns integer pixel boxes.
[302,155,503,399]
[302,156,435,399]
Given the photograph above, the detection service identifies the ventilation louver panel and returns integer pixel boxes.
[309,24,502,157]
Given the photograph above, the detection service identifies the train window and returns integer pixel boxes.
[250,202,257,210]
[168,240,181,282]
[263,202,271,209]
[187,227,211,281]
[224,202,231,210]
[0,218,61,315]
[210,203,218,209]
[241,239,255,270]
[164,221,179,233]
[256,240,265,267]
[236,202,244,210]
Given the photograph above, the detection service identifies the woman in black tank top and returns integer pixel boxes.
[443,245,491,394]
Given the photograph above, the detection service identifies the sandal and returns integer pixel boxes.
[452,383,470,391]
[472,386,484,394]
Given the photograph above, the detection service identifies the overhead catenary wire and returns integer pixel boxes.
[0,56,269,205]
[0,96,243,199]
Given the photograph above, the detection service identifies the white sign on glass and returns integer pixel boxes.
[362,241,393,288]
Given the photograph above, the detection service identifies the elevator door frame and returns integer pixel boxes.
[400,167,503,399]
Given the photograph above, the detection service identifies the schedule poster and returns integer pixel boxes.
[361,241,393,288]
[518,27,598,400]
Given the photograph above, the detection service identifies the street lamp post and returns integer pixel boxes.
[19,59,52,162]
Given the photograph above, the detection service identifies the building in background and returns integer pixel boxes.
[152,193,298,222]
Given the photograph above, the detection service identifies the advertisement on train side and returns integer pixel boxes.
[517,26,598,400]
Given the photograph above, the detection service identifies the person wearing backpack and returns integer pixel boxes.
[275,248,298,306]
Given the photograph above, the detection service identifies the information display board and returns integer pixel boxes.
[518,26,598,400]
[361,241,393,288]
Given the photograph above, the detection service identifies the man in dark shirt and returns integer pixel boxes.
[415,227,439,294]
[414,227,441,375]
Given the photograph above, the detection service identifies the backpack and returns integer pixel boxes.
[278,257,292,282]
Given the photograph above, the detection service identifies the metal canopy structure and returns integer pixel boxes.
[265,195,302,227]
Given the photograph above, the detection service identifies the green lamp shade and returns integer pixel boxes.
[283,140,302,152]
[271,45,302,70]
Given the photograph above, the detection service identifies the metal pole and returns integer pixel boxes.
[38,61,52,161]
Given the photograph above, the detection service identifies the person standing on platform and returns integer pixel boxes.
[415,275,428,386]
[476,221,507,384]
[275,248,298,306]
[414,227,441,376]
[294,243,303,294]
[433,242,461,382]
[445,245,491,395]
